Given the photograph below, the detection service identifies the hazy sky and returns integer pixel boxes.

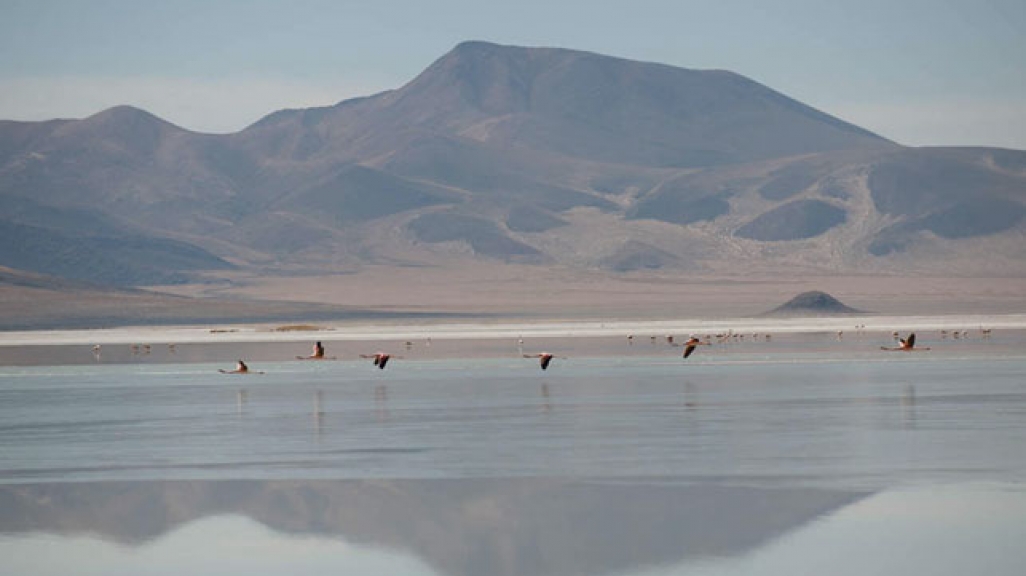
[2,0,1024,149]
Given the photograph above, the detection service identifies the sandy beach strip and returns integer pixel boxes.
[1,313,1024,347]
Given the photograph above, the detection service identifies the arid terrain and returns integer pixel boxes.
[175,267,1026,319]
[4,261,1025,332]
[2,42,1024,332]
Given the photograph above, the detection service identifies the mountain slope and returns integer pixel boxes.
[240,41,893,168]
[1,41,1025,289]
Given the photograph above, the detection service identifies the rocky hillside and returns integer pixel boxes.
[2,41,1025,286]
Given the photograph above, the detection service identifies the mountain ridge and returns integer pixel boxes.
[1,41,1024,292]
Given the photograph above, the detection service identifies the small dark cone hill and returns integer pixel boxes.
[764,290,866,316]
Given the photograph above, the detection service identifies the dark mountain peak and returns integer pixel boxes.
[90,104,160,120]
[52,105,185,155]
[766,291,865,316]
[79,105,182,132]
[409,40,731,118]
[401,41,550,116]
[444,40,576,64]
[395,41,891,166]
[239,41,891,168]
[449,39,525,58]
[419,41,671,101]
[444,40,673,74]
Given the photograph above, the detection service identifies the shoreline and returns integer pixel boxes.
[1,313,1024,347]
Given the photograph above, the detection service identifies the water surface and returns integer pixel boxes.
[2,351,1025,575]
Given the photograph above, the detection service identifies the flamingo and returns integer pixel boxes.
[682,336,710,359]
[297,341,335,360]
[524,352,561,370]
[219,360,264,374]
[361,352,395,369]
[881,333,929,351]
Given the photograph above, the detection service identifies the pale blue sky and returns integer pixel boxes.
[2,0,1024,148]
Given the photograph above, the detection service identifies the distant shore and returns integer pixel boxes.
[2,313,1025,346]
[2,313,1025,367]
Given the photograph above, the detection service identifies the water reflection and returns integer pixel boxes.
[669,484,1026,576]
[375,384,390,421]
[0,478,864,576]
[902,385,916,429]
[683,381,698,410]
[313,390,325,437]
[236,388,248,416]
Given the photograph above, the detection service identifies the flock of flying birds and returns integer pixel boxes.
[91,327,992,374]
[300,334,717,372]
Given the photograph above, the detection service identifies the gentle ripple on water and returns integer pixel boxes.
[1,355,1025,487]
[2,353,1026,576]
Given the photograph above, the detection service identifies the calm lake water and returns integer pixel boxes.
[2,350,1025,575]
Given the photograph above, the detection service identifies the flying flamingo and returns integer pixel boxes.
[881,333,929,351]
[297,341,336,360]
[682,336,710,359]
[219,360,265,374]
[361,352,397,369]
[524,352,562,370]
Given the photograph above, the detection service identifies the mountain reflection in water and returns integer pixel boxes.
[0,478,864,576]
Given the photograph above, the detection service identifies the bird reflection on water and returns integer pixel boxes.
[237,389,248,416]
[374,384,390,421]
[313,390,325,437]
[902,385,917,429]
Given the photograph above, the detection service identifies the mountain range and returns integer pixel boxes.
[0,479,865,576]
[2,41,1025,291]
